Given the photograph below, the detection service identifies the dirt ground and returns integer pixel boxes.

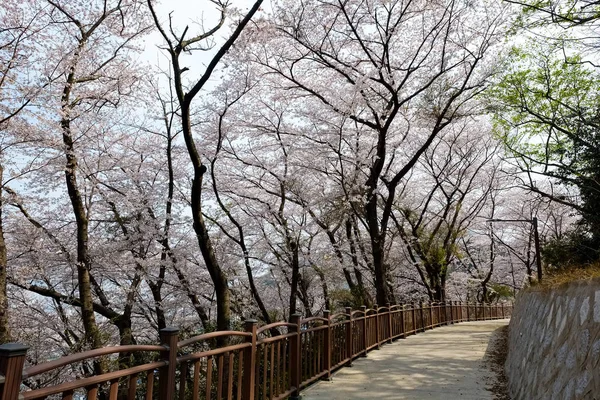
[484,324,511,400]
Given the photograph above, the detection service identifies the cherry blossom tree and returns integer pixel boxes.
[391,120,503,301]
[0,0,52,343]
[147,0,264,333]
[237,0,512,305]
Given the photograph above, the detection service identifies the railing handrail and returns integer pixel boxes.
[300,316,328,324]
[256,321,297,334]
[23,344,166,378]
[176,342,252,363]
[329,312,351,320]
[21,361,165,399]
[177,330,252,348]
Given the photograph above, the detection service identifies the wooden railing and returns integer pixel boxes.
[0,301,512,400]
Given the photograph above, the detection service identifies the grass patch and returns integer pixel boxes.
[534,262,600,290]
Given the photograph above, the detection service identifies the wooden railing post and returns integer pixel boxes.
[360,306,368,356]
[345,307,353,366]
[419,302,425,332]
[439,302,445,325]
[501,302,505,318]
[441,302,446,325]
[159,327,179,400]
[410,302,416,334]
[242,320,257,400]
[429,302,434,328]
[454,301,458,322]
[466,302,470,321]
[455,301,459,322]
[289,313,302,400]
[323,310,332,380]
[400,303,406,339]
[0,343,28,400]
[456,301,460,322]
[386,303,393,343]
[452,301,457,324]
[374,304,380,349]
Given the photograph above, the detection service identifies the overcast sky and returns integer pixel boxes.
[141,0,268,81]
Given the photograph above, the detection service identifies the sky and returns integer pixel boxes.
[141,0,268,80]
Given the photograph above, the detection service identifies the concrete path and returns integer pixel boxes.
[301,319,509,400]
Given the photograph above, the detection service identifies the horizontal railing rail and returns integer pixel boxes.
[0,301,512,400]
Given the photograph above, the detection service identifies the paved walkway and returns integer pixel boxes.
[301,319,509,399]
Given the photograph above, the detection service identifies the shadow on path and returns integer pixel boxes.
[301,319,510,400]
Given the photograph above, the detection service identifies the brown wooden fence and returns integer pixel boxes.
[0,301,512,400]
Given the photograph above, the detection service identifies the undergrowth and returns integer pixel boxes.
[533,263,600,290]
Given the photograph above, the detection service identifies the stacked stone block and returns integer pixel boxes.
[505,279,600,399]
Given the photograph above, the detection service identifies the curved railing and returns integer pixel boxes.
[0,301,512,400]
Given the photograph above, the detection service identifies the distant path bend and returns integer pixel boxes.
[301,319,509,400]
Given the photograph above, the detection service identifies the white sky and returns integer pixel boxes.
[141,0,268,81]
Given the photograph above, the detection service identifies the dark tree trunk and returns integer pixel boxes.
[288,240,300,316]
[365,197,389,306]
[481,223,495,303]
[313,266,331,311]
[148,279,166,331]
[179,102,230,332]
[346,219,372,306]
[61,52,103,354]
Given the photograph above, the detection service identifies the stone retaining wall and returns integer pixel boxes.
[505,278,600,399]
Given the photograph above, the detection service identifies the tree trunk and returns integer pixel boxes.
[61,65,103,353]
[288,240,300,316]
[481,223,495,303]
[148,279,166,331]
[346,219,372,306]
[313,266,330,311]
[428,268,445,302]
[366,198,389,305]
[181,103,230,332]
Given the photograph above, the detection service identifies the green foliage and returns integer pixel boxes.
[542,228,600,267]
[514,1,600,28]
[490,43,600,261]
[489,283,514,300]
[330,288,362,309]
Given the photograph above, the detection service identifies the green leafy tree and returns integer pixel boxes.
[491,45,600,261]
